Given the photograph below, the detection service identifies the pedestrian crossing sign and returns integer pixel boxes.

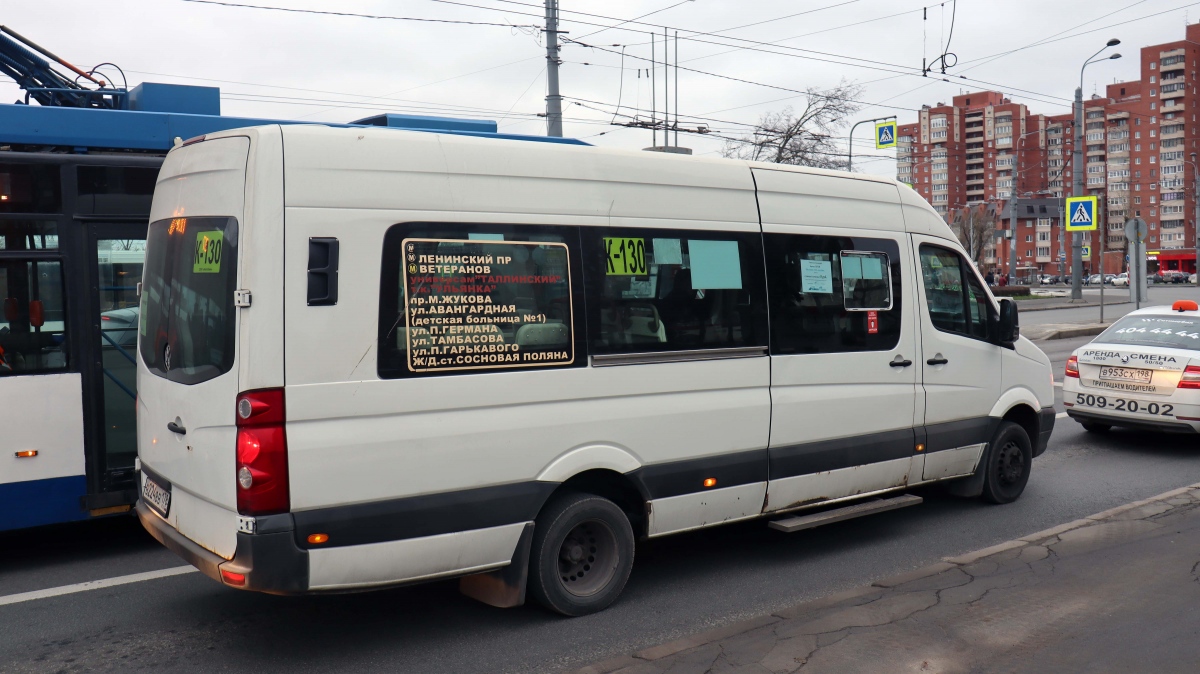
[1065,195,1098,231]
[875,120,897,149]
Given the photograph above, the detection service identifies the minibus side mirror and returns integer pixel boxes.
[992,298,1019,349]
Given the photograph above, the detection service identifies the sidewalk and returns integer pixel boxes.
[573,484,1200,674]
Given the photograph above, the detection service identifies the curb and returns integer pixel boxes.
[1017,300,1130,313]
[570,481,1200,674]
[1027,323,1110,341]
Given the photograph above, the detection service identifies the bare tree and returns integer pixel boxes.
[720,80,864,170]
[951,204,998,269]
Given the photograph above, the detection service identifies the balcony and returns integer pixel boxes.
[1107,111,1129,120]
[1161,59,1185,73]
[1161,101,1185,113]
[1162,87,1186,101]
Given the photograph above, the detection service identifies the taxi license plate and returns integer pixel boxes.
[1099,366,1153,383]
[142,474,171,518]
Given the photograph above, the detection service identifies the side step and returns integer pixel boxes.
[768,494,923,533]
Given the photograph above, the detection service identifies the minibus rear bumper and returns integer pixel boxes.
[136,500,309,594]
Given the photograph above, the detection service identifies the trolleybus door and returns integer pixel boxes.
[85,220,146,504]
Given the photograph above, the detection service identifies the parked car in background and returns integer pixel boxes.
[1147,274,1160,285]
[1085,274,1102,286]
[1112,273,1130,287]
[1191,273,1198,284]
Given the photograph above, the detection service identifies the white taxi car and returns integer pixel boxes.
[1065,300,1200,434]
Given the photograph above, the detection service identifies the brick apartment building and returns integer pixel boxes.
[896,22,1200,278]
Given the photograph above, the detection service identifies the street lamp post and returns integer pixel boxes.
[847,115,896,172]
[1073,39,1122,301]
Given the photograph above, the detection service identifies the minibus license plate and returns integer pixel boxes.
[1098,366,1152,383]
[142,475,171,518]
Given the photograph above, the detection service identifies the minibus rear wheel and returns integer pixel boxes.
[528,492,635,616]
[981,421,1033,504]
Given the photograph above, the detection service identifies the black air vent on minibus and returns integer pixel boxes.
[307,237,339,306]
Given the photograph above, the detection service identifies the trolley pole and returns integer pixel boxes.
[544,0,563,137]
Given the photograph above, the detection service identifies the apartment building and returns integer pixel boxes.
[896,22,1200,276]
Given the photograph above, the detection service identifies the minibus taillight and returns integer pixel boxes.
[1065,356,1080,379]
[235,388,290,516]
[1180,365,1200,390]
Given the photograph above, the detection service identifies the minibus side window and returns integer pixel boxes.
[919,244,989,340]
[377,222,586,378]
[764,234,902,355]
[579,229,768,354]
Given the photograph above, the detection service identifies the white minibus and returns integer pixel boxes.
[135,124,1055,615]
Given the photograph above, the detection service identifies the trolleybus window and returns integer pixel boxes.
[579,228,768,354]
[139,217,240,385]
[0,163,61,214]
[0,220,58,250]
[378,222,585,378]
[0,259,67,374]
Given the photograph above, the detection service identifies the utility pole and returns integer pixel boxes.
[1071,85,1085,300]
[1193,153,1200,286]
[1008,197,1018,282]
[544,0,563,137]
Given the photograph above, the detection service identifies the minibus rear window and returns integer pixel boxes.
[139,217,239,385]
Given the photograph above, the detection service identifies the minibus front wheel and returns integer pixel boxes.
[528,492,635,616]
[981,421,1033,504]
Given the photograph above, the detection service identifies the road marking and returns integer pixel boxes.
[1057,411,1069,419]
[0,566,197,607]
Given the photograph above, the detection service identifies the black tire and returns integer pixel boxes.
[528,492,635,616]
[981,421,1033,505]
[1080,421,1111,433]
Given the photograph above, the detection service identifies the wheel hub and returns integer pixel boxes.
[557,519,619,597]
[996,441,1025,486]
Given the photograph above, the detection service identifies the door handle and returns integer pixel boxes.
[167,421,186,435]
[927,354,949,366]
[889,355,913,368]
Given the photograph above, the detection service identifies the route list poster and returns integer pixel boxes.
[402,238,574,373]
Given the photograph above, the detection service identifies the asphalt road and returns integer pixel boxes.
[4,336,1200,674]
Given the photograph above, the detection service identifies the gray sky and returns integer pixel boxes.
[3,0,1196,177]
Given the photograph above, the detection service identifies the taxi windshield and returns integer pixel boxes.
[1095,314,1200,351]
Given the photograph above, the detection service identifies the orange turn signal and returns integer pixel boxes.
[307,533,329,545]
[14,450,37,458]
[915,444,925,452]
[702,478,717,488]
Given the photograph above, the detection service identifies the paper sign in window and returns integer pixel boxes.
[687,240,742,289]
[862,256,884,280]
[840,255,863,280]
[652,238,683,265]
[193,231,223,274]
[800,259,833,294]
